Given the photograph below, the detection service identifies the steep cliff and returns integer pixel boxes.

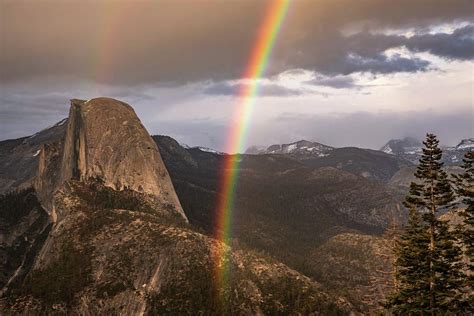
[35,98,186,221]
[59,99,178,196]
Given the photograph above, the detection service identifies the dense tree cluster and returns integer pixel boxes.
[388,134,473,314]
[0,187,43,224]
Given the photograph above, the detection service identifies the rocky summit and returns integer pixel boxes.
[35,98,186,221]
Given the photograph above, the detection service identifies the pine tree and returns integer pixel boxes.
[452,150,474,310]
[388,133,464,315]
[388,207,431,314]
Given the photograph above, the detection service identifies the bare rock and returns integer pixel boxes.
[37,97,186,221]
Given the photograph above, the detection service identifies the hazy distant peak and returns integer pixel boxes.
[193,146,224,155]
[244,145,266,154]
[381,136,473,164]
[380,137,422,154]
[248,139,334,157]
[456,138,474,150]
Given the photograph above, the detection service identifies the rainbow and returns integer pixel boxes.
[214,0,291,297]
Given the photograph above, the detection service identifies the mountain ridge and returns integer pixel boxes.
[380,136,473,164]
[245,139,334,158]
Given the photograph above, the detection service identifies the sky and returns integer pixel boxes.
[1,0,473,151]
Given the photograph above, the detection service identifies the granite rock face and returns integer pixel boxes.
[37,98,186,221]
[0,97,188,303]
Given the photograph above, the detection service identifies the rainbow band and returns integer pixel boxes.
[214,0,291,295]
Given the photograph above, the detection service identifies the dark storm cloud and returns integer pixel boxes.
[1,0,473,85]
[281,24,474,76]
[405,24,474,60]
[339,24,474,65]
[343,53,432,74]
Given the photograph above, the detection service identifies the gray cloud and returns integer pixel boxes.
[1,0,472,148]
[203,81,307,97]
[204,71,394,98]
[405,24,474,59]
[307,75,358,89]
[282,24,473,76]
[0,83,162,140]
[248,109,474,150]
[0,92,71,139]
[1,0,473,85]
[341,24,474,64]
[153,119,229,151]
[144,109,474,151]
[343,53,432,74]
[1,83,472,152]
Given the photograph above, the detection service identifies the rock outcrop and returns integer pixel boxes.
[3,181,351,315]
[37,98,186,221]
[1,97,188,303]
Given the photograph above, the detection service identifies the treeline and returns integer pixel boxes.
[0,187,44,224]
[387,134,473,314]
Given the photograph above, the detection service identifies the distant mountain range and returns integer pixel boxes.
[244,137,473,166]
[245,140,334,158]
[380,137,474,164]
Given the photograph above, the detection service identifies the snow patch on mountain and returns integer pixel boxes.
[194,146,224,154]
[380,137,473,165]
[246,140,334,158]
[381,145,393,154]
[456,138,474,150]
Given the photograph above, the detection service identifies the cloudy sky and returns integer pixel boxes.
[1,0,473,151]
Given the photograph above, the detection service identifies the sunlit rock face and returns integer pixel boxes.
[47,97,186,221]
[0,97,189,304]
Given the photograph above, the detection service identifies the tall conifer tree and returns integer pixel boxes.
[388,134,464,315]
[389,207,430,314]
